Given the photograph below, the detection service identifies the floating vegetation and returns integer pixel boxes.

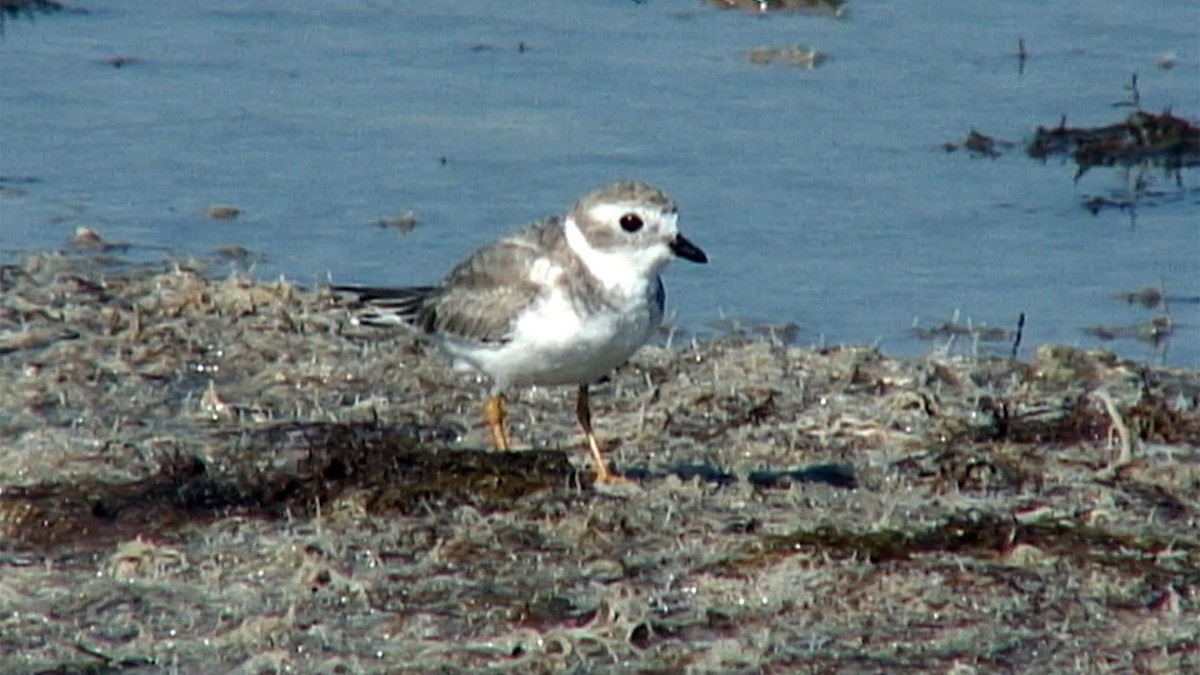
[745,45,827,69]
[1115,285,1167,309]
[100,55,141,69]
[374,210,418,233]
[946,83,1198,218]
[1082,284,1196,351]
[709,0,846,18]
[704,314,801,345]
[0,174,40,198]
[0,0,62,24]
[205,204,241,220]
[65,226,132,254]
[911,321,1014,343]
[1028,110,1200,180]
[910,312,1020,357]
[946,110,1199,176]
[941,129,1016,158]
[468,41,528,54]
[1083,316,1174,347]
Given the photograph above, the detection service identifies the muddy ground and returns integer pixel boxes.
[1,251,1197,673]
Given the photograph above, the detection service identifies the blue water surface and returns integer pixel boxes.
[2,0,1198,365]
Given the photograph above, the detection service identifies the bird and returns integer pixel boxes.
[333,181,707,483]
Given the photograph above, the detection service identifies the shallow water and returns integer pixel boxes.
[2,0,1198,365]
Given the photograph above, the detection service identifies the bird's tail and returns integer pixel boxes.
[330,285,439,328]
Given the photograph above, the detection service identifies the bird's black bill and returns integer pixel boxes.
[670,235,708,264]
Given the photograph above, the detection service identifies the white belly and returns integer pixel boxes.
[441,281,662,388]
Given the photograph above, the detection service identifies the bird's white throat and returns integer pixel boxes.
[563,216,669,299]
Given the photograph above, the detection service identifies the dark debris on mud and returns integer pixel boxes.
[1,251,1198,672]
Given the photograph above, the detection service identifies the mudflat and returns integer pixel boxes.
[2,252,1197,672]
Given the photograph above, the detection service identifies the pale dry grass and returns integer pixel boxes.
[1,252,1197,673]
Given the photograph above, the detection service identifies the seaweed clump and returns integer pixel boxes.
[1028,110,1200,180]
[0,0,64,32]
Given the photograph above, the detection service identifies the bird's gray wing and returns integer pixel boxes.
[417,218,565,344]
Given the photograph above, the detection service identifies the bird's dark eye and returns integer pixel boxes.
[619,214,644,232]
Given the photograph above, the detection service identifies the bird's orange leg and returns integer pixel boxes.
[575,385,633,484]
[484,393,510,451]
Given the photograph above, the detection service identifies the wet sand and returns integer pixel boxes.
[1,252,1197,672]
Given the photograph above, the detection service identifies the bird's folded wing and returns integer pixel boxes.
[334,218,563,345]
[425,236,549,345]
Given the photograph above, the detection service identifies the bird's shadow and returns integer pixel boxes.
[619,462,858,490]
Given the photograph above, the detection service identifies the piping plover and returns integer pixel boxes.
[335,181,707,483]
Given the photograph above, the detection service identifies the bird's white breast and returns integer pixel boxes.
[447,267,661,388]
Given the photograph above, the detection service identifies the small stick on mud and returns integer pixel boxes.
[1093,390,1135,480]
[1113,72,1140,109]
[1010,312,1025,359]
